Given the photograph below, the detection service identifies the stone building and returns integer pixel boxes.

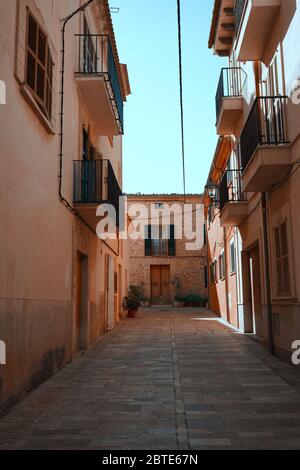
[0,0,130,412]
[206,0,300,361]
[127,194,207,306]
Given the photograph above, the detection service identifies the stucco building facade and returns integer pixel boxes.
[0,0,130,412]
[127,195,207,306]
[206,0,300,361]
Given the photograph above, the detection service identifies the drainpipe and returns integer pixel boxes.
[58,0,119,257]
[262,192,274,354]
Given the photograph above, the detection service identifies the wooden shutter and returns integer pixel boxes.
[26,11,53,120]
[168,225,176,256]
[204,265,208,288]
[26,14,37,90]
[275,221,290,295]
[82,129,89,160]
[203,224,207,245]
[145,225,152,256]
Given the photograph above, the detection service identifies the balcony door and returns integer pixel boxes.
[81,129,96,202]
[260,52,285,143]
[150,266,171,306]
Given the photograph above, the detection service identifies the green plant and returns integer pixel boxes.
[122,285,145,311]
[175,294,185,302]
[177,294,208,307]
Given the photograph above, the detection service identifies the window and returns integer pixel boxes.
[207,205,214,226]
[210,260,217,284]
[114,272,118,294]
[25,11,53,120]
[229,239,236,274]
[204,265,208,288]
[145,225,176,257]
[274,220,290,296]
[83,17,97,73]
[219,250,226,280]
[203,224,207,245]
[82,129,95,160]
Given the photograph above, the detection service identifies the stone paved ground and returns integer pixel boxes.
[1,310,300,450]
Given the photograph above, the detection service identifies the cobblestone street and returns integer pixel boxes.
[1,310,300,450]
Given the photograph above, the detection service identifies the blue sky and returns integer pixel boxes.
[111,0,226,194]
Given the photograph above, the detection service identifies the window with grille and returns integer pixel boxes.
[219,250,226,280]
[210,260,217,284]
[274,220,290,296]
[83,17,97,73]
[26,11,53,120]
[230,239,236,274]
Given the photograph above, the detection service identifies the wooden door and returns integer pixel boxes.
[76,254,81,351]
[150,266,170,305]
[76,252,88,351]
[107,256,115,331]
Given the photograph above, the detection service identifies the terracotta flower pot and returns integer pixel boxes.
[127,309,137,318]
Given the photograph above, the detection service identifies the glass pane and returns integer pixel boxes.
[152,239,160,256]
[28,15,37,52]
[160,239,167,256]
[36,64,45,100]
[26,51,36,90]
[38,30,46,65]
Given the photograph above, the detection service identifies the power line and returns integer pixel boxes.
[177,0,186,197]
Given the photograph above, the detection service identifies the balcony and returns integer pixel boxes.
[240,96,290,192]
[75,34,123,135]
[209,0,236,57]
[73,159,122,230]
[216,67,246,135]
[235,0,281,63]
[219,169,247,226]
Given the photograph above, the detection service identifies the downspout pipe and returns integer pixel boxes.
[262,193,274,354]
[58,0,119,257]
[58,0,96,209]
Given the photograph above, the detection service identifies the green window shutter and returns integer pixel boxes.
[145,225,152,256]
[168,225,176,256]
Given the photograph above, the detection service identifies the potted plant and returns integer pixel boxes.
[122,285,144,318]
[174,294,185,308]
[183,294,208,308]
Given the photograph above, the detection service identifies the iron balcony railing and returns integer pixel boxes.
[219,169,246,212]
[75,34,124,133]
[215,67,246,119]
[239,96,289,173]
[73,159,122,222]
[234,0,247,34]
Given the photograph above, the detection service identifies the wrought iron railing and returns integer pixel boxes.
[75,34,124,133]
[239,96,289,172]
[219,169,246,212]
[234,0,247,34]
[215,67,246,118]
[73,159,122,221]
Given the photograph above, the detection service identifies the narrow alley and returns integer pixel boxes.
[1,310,300,450]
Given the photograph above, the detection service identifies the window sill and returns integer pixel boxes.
[20,84,55,135]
